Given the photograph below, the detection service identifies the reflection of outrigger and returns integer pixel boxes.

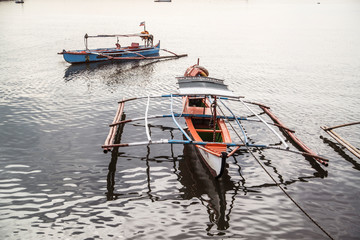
[102,61,329,178]
[58,23,187,64]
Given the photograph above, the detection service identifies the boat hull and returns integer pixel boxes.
[196,143,226,177]
[183,96,232,178]
[62,42,160,64]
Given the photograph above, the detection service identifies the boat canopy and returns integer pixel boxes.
[176,76,239,98]
[85,33,152,38]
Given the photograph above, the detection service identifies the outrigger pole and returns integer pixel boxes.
[102,96,328,165]
[240,99,289,149]
[321,122,360,159]
[87,50,187,61]
[103,97,125,153]
[261,105,328,166]
[220,97,329,166]
[145,96,152,142]
[170,94,192,141]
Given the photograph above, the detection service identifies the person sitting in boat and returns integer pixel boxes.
[141,31,154,47]
[141,30,149,39]
[115,42,121,49]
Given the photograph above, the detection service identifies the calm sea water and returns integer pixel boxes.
[1,0,360,239]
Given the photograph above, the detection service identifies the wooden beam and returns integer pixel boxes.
[321,126,360,159]
[322,122,360,131]
[262,106,328,166]
[103,99,125,153]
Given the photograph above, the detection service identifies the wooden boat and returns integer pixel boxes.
[59,23,186,64]
[102,61,329,178]
[180,64,236,177]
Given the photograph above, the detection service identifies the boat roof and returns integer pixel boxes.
[176,76,239,98]
[86,33,152,38]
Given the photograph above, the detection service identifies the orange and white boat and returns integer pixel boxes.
[102,61,329,178]
[179,64,238,177]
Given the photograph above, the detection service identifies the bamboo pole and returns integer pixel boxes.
[219,99,249,144]
[322,122,360,131]
[145,96,151,142]
[262,107,328,166]
[227,146,240,157]
[170,94,192,141]
[102,139,248,149]
[110,54,187,61]
[118,95,166,104]
[122,49,146,59]
[242,99,289,149]
[243,100,270,109]
[160,48,179,57]
[103,99,125,153]
[321,126,360,159]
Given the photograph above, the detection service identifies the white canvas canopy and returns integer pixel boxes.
[176,76,239,98]
[85,33,152,38]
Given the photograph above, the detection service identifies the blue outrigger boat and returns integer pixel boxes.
[59,25,186,64]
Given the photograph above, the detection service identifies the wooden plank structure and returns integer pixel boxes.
[321,122,360,159]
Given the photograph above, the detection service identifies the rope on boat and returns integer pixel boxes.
[240,99,289,149]
[264,146,330,162]
[219,99,248,144]
[170,94,192,141]
[245,146,334,239]
[218,104,334,240]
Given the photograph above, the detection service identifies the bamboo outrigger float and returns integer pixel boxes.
[321,122,360,159]
[102,62,328,178]
[59,23,187,64]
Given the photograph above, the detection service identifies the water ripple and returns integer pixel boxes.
[1,0,360,239]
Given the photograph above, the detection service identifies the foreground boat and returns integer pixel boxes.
[59,24,186,64]
[179,65,238,176]
[102,62,328,178]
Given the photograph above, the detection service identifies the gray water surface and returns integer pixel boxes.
[0,0,359,239]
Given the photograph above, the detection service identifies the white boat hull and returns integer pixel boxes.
[196,146,224,177]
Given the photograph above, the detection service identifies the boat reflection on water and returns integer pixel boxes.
[105,122,244,232]
[106,113,126,201]
[178,143,240,231]
[63,58,160,83]
[106,143,242,231]
[105,125,328,233]
[320,135,360,171]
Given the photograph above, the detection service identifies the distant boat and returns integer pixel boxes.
[15,0,24,3]
[59,24,186,64]
[154,0,171,2]
[59,32,160,64]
